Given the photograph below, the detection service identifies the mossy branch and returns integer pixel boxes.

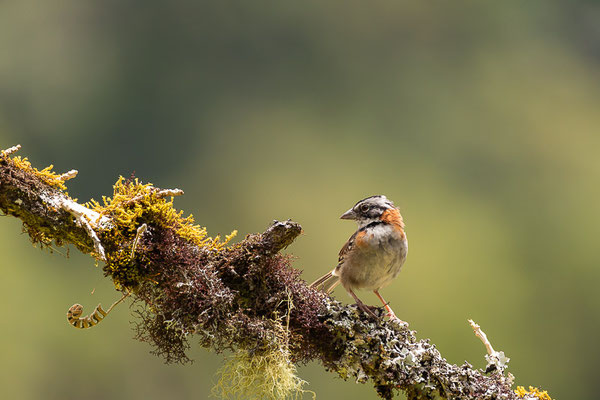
[0,146,547,400]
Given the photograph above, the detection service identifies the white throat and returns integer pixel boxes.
[356,218,380,229]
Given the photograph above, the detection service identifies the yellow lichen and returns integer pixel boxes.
[515,386,552,400]
[1,153,75,247]
[88,176,236,250]
[9,156,69,191]
[86,176,236,289]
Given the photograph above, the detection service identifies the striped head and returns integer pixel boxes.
[340,195,401,229]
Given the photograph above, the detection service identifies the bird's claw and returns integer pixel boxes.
[387,313,409,327]
[356,302,379,319]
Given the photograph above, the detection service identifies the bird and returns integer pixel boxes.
[310,195,408,322]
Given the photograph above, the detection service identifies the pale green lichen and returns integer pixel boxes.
[212,347,311,400]
[212,292,314,400]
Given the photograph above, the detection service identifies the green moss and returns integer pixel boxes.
[21,222,54,248]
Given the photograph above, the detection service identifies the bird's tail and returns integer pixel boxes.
[309,270,340,293]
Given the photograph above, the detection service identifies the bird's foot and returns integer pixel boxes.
[356,301,379,319]
[386,312,409,327]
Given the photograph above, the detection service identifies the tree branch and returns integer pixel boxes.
[0,145,543,400]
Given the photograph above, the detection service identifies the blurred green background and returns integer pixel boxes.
[1,1,599,399]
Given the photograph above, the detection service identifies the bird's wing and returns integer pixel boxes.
[338,230,359,265]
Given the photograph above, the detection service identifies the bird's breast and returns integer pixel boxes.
[341,224,407,291]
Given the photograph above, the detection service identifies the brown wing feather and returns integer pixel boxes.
[338,230,359,264]
[310,230,360,293]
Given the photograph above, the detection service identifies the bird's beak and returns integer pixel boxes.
[340,208,357,220]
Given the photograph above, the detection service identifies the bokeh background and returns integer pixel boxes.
[1,1,599,399]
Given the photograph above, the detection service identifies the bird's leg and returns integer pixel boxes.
[347,288,378,318]
[374,290,407,325]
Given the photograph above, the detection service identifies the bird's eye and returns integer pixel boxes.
[359,204,370,213]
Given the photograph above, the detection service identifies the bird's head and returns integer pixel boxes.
[340,195,397,228]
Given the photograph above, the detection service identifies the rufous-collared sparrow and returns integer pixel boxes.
[310,195,408,322]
